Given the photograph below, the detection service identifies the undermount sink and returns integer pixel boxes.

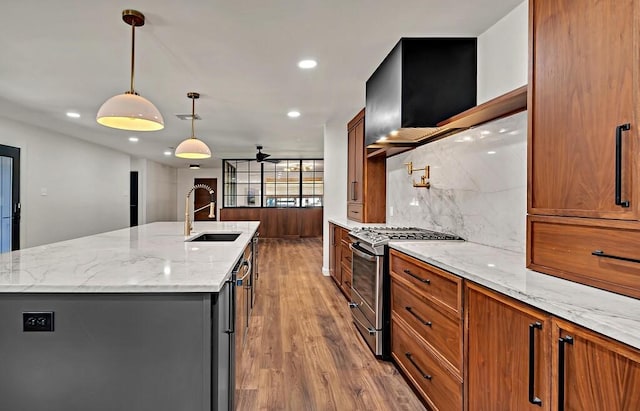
[186,232,241,242]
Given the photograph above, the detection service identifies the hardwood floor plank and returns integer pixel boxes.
[236,238,426,411]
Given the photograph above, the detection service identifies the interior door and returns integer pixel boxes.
[194,178,217,221]
[0,144,20,252]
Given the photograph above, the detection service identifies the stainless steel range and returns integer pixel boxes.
[347,226,463,358]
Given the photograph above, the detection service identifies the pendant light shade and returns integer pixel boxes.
[96,10,164,131]
[175,92,212,159]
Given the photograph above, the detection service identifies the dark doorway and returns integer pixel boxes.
[0,144,20,252]
[130,171,139,227]
[194,178,217,221]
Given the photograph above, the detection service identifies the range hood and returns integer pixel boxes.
[365,38,477,147]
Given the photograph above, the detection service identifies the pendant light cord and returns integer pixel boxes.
[191,97,196,139]
[130,23,136,93]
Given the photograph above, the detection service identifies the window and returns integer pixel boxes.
[223,159,323,208]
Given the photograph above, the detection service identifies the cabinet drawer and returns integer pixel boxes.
[341,243,352,268]
[390,250,462,316]
[341,263,352,300]
[528,216,640,299]
[392,318,462,411]
[391,279,462,374]
[347,203,363,222]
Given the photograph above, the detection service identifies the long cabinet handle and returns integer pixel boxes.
[405,352,432,380]
[615,123,630,208]
[528,322,543,406]
[226,276,236,334]
[405,306,432,327]
[403,268,430,284]
[592,250,640,264]
[558,335,574,411]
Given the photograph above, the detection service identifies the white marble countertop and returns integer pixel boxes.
[328,218,388,230]
[0,221,260,293]
[390,241,640,350]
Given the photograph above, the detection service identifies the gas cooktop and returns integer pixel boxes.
[349,226,464,249]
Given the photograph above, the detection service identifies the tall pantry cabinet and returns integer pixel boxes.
[527,0,640,298]
[347,109,386,222]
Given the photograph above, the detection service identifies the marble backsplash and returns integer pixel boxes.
[387,111,527,252]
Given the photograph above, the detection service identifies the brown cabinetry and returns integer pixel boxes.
[389,250,463,410]
[347,109,386,223]
[466,283,640,410]
[466,283,551,411]
[528,0,640,298]
[328,223,352,300]
[553,318,640,410]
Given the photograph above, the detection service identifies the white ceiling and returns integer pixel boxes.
[0,0,523,168]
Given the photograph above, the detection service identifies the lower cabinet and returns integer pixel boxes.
[390,250,463,410]
[553,318,640,410]
[389,250,640,410]
[328,223,352,300]
[466,283,551,410]
[466,283,640,410]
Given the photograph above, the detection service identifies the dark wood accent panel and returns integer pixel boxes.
[220,208,322,238]
[299,208,323,237]
[347,109,386,223]
[220,207,261,221]
[235,237,426,410]
[193,178,217,221]
[390,249,462,317]
[528,215,640,299]
[466,283,551,411]
[528,0,639,219]
[553,318,640,410]
[392,279,462,374]
[392,318,462,410]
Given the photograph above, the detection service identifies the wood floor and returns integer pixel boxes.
[236,237,426,411]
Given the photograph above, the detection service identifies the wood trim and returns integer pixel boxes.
[527,0,536,214]
[437,85,527,128]
[347,108,365,130]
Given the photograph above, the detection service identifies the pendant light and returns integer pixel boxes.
[96,10,164,131]
[175,92,212,159]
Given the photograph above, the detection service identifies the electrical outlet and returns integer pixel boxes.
[23,312,54,332]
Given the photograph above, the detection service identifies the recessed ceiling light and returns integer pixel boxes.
[487,151,496,155]
[298,59,317,69]
[128,136,139,142]
[66,112,80,118]
[287,110,301,118]
[163,150,172,156]
[189,164,200,169]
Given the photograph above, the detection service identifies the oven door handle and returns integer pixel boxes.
[349,243,377,262]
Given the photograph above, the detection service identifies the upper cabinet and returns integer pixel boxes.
[347,109,386,222]
[529,0,638,219]
[527,0,640,298]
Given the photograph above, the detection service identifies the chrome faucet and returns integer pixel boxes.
[184,184,216,236]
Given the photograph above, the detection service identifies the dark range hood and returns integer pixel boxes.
[365,38,477,147]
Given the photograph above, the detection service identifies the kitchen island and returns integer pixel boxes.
[0,221,259,411]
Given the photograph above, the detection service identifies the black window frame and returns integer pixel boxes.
[222,158,324,208]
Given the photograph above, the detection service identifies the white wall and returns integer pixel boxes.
[0,116,130,248]
[321,114,351,273]
[176,167,223,222]
[477,1,528,103]
[143,159,178,223]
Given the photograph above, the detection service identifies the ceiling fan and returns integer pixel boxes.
[256,145,280,163]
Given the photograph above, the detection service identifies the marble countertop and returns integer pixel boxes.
[390,241,640,350]
[328,218,387,230]
[0,221,260,293]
